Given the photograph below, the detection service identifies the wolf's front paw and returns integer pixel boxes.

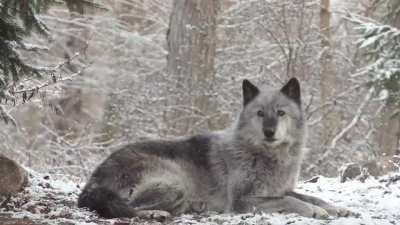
[191,200,208,214]
[325,206,358,218]
[136,210,171,222]
[310,205,330,219]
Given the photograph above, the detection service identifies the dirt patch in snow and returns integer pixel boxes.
[1,170,399,225]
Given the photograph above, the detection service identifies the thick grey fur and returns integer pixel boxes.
[78,78,350,219]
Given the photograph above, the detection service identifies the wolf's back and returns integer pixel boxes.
[78,186,136,218]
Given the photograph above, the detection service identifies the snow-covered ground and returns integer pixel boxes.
[1,170,399,225]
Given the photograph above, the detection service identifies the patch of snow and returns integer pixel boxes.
[50,179,80,194]
[1,170,399,225]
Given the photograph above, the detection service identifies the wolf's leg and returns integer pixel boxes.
[136,210,171,222]
[130,177,191,216]
[247,196,330,219]
[287,191,353,217]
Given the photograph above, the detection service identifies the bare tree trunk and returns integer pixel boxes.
[164,0,218,136]
[52,1,93,137]
[375,102,400,173]
[64,1,91,71]
[108,0,152,33]
[319,0,338,144]
[102,0,151,140]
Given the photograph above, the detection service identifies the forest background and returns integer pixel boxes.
[0,0,399,184]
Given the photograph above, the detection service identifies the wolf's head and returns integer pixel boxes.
[235,78,305,148]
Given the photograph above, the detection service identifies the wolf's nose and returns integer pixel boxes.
[264,129,275,138]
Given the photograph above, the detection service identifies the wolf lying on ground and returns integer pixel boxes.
[78,78,351,220]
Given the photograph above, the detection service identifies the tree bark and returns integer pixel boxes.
[319,0,338,144]
[375,102,399,173]
[164,0,218,136]
[50,1,94,138]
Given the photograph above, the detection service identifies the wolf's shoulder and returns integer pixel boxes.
[113,132,225,168]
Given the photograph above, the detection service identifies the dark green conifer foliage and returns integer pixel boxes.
[0,0,99,124]
[357,0,400,105]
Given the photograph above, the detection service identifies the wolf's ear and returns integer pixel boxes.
[281,77,301,105]
[242,79,259,106]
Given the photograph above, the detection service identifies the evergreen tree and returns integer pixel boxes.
[0,0,99,124]
[356,0,400,106]
[355,0,400,168]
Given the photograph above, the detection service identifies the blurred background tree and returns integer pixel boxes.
[163,0,219,136]
[355,0,400,175]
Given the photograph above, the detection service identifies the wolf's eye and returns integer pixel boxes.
[277,110,286,117]
[257,110,264,117]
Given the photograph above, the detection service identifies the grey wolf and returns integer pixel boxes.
[78,78,351,220]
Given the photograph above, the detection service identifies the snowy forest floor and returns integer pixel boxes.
[1,170,399,225]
